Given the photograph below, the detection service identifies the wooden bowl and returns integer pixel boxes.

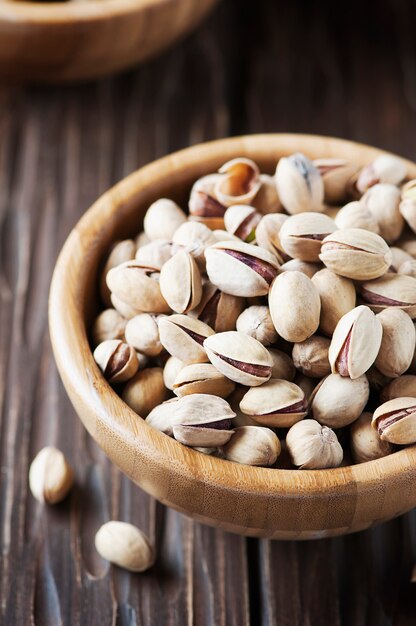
[0,0,218,83]
[49,134,416,540]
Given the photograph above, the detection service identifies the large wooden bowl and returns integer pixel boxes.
[49,134,416,539]
[0,0,218,83]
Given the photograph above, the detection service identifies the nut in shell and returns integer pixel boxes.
[159,250,202,314]
[239,379,307,427]
[279,212,337,262]
[313,158,359,204]
[334,201,380,234]
[171,221,216,269]
[189,281,245,332]
[372,397,416,444]
[375,308,416,378]
[106,261,170,314]
[252,174,283,214]
[101,239,137,306]
[380,375,416,403]
[356,154,406,194]
[286,420,343,469]
[312,269,356,337]
[215,158,261,207]
[172,363,235,398]
[274,152,324,214]
[125,314,163,357]
[122,367,167,417]
[222,426,281,466]
[95,521,154,573]
[224,204,262,242]
[350,412,393,463]
[158,314,215,364]
[170,394,236,447]
[361,183,403,243]
[143,198,186,241]
[29,447,74,504]
[92,309,127,346]
[292,335,331,379]
[93,339,139,383]
[360,274,416,318]
[255,213,289,263]
[310,373,369,428]
[236,305,278,346]
[135,239,174,271]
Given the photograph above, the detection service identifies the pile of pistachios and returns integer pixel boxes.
[92,152,416,470]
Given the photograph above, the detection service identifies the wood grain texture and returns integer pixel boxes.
[1,0,416,623]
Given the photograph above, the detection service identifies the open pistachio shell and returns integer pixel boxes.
[159,250,202,314]
[158,314,215,364]
[215,158,261,207]
[239,379,307,427]
[360,274,416,318]
[275,153,324,215]
[172,363,235,398]
[279,212,337,262]
[106,261,170,314]
[372,397,416,444]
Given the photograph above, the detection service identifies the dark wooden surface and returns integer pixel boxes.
[1,0,416,624]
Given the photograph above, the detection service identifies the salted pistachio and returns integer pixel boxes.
[93,339,139,384]
[172,363,235,398]
[310,373,369,427]
[222,426,281,466]
[361,184,403,243]
[159,251,202,314]
[279,212,337,262]
[360,274,416,318]
[236,305,278,346]
[110,294,141,320]
[122,367,167,417]
[224,204,262,242]
[95,521,154,573]
[351,412,393,463]
[356,154,406,194]
[189,281,244,332]
[171,394,236,447]
[101,239,137,306]
[255,213,289,263]
[313,158,359,204]
[135,239,174,271]
[188,174,226,230]
[319,228,392,280]
[372,397,416,444]
[204,331,272,387]
[251,174,283,214]
[334,201,380,234]
[399,180,416,234]
[158,314,214,364]
[106,261,170,314]
[29,446,74,504]
[205,240,279,297]
[328,305,382,379]
[269,271,321,342]
[125,313,163,357]
[239,379,307,427]
[146,398,181,435]
[292,335,331,379]
[171,222,216,269]
[398,260,416,277]
[279,259,321,278]
[268,348,296,381]
[375,308,416,378]
[286,420,343,469]
[92,308,127,346]
[214,158,261,207]
[143,198,186,241]
[312,269,356,336]
[275,152,324,214]
[380,375,416,403]
[163,356,186,390]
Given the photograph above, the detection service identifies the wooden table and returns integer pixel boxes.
[1,0,416,623]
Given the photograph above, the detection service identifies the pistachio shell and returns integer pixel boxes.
[159,251,202,314]
[172,363,235,398]
[239,379,307,427]
[375,308,416,378]
[372,397,416,444]
[92,309,127,346]
[350,412,393,463]
[163,356,186,391]
[274,153,324,214]
[171,394,236,447]
[313,158,359,204]
[236,305,278,346]
[215,158,261,207]
[312,268,356,336]
[144,198,186,241]
[251,174,283,214]
[222,426,281,466]
[356,154,406,194]
[95,522,154,573]
[93,339,139,384]
[279,212,337,262]
[224,204,261,242]
[268,349,296,381]
[255,213,289,263]
[310,373,369,428]
[101,239,137,306]
[292,335,331,379]
[334,201,380,234]
[171,222,216,269]
[286,420,343,469]
[360,274,416,318]
[189,281,245,332]
[361,184,403,243]
[125,313,163,356]
[146,398,181,435]
[110,293,140,319]
[135,239,174,271]
[279,259,322,278]
[106,261,170,314]
[122,367,167,417]
[158,314,215,364]
[380,375,416,403]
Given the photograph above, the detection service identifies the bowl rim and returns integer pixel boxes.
[49,132,416,505]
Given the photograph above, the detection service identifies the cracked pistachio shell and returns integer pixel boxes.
[239,379,307,427]
[274,152,324,215]
[188,174,226,229]
[319,228,392,280]
[143,198,186,241]
[389,247,413,272]
[95,521,154,573]
[292,335,331,379]
[360,274,416,318]
[361,184,403,243]
[328,305,382,379]
[255,213,289,264]
[189,281,245,332]
[171,222,216,269]
[106,261,170,314]
[279,259,322,278]
[356,154,406,194]
[310,373,369,427]
[93,339,139,384]
[375,308,416,378]
[311,269,356,336]
[350,412,393,463]
[146,398,181,435]
[92,308,127,346]
[135,239,174,271]
[286,420,343,469]
[215,158,261,207]
[334,201,380,234]
[125,313,163,357]
[110,293,141,320]
[171,394,236,447]
[268,349,296,381]
[158,314,214,364]
[122,367,167,417]
[172,363,235,398]
[236,305,278,346]
[204,331,273,387]
[279,212,337,262]
[398,260,416,277]
[313,158,359,204]
[252,174,283,214]
[101,239,137,306]
[269,271,321,342]
[163,356,186,390]
[224,204,262,242]
[159,251,202,314]
[372,397,416,444]
[29,447,74,504]
[205,240,279,297]
[222,426,281,466]
[380,375,416,403]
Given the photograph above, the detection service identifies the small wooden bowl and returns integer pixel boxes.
[49,134,416,539]
[0,0,218,83]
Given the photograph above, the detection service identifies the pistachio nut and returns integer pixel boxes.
[268,348,296,381]
[239,379,307,427]
[172,363,235,398]
[294,372,317,401]
[380,375,416,403]
[292,335,331,379]
[171,221,216,269]
[398,260,416,277]
[319,228,392,280]
[211,229,240,243]
[312,269,356,336]
[188,178,227,229]
[224,204,262,242]
[122,367,167,417]
[189,281,245,332]
[92,308,127,346]
[279,259,322,278]
[269,271,321,342]
[372,397,416,444]
[101,239,137,306]
[171,394,236,447]
[360,274,416,318]
[125,313,163,357]
[143,198,187,241]
[159,251,202,314]
[95,521,154,573]
[313,158,359,204]
[136,231,150,249]
[350,412,393,463]
[158,314,215,364]
[255,213,289,264]
[93,339,139,383]
[334,201,380,234]
[399,180,416,234]
[252,174,283,214]
[222,426,281,466]
[204,331,273,386]
[356,154,406,194]
[205,240,279,297]
[236,305,278,346]
[279,212,337,262]
[310,373,369,427]
[146,398,181,435]
[106,261,170,314]
[286,419,343,469]
[328,305,382,379]
[361,184,403,243]
[135,239,174,271]
[375,308,416,378]
[214,158,261,207]
[163,356,186,390]
[388,247,412,273]
[275,152,324,214]
[110,294,141,320]
[29,446,74,504]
